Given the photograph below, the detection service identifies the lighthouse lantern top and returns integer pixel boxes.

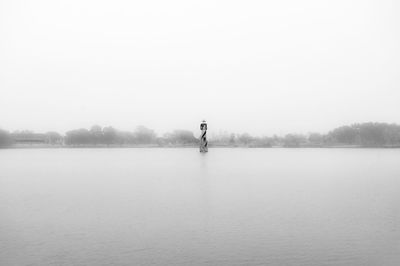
[200,120,207,130]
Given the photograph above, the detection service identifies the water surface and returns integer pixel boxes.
[1,148,399,265]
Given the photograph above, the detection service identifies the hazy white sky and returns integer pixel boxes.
[1,0,399,135]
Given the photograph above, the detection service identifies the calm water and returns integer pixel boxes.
[0,148,399,266]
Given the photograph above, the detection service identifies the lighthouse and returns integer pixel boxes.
[200,120,208,153]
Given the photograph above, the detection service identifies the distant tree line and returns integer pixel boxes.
[0,130,63,147]
[65,125,203,146]
[0,129,14,147]
[1,122,400,148]
[65,125,161,146]
[64,126,199,146]
[325,123,400,147]
[210,123,400,148]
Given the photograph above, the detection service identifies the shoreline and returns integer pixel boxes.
[2,144,400,149]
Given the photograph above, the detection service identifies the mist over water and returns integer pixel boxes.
[1,148,399,266]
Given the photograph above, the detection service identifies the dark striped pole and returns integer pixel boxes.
[200,120,208,152]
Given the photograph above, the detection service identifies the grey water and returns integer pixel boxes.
[0,148,399,266]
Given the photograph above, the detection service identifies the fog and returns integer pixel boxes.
[1,0,399,135]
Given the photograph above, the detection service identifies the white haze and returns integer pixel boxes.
[0,0,399,136]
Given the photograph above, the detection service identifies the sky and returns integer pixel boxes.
[0,0,399,136]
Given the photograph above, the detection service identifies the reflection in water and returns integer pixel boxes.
[198,151,211,236]
[0,148,399,266]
